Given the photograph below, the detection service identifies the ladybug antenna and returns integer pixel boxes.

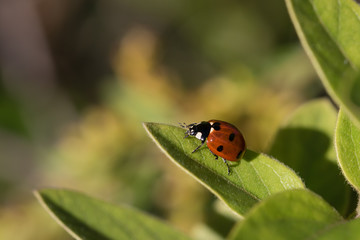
[179,122,190,138]
[184,129,191,138]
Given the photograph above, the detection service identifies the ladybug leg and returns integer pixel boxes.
[183,130,191,139]
[222,158,231,175]
[192,140,205,153]
[210,151,219,160]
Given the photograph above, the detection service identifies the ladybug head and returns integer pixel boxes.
[181,121,211,142]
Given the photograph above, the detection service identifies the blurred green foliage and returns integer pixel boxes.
[0,0,326,239]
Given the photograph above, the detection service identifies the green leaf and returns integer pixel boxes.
[316,218,360,240]
[35,189,191,240]
[228,189,343,240]
[286,0,360,125]
[270,99,353,215]
[312,0,360,69]
[144,122,304,216]
[335,109,360,193]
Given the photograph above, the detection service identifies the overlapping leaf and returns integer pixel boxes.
[228,189,342,240]
[335,109,360,193]
[316,218,360,240]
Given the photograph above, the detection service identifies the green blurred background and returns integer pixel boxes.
[0,0,324,239]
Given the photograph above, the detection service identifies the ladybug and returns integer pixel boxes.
[181,120,246,175]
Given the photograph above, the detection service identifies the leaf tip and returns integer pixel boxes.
[33,189,42,202]
[142,122,156,139]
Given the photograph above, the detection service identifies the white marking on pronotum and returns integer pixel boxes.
[195,132,203,140]
[209,121,215,133]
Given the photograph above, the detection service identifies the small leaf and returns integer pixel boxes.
[35,189,191,240]
[144,122,304,216]
[286,0,360,125]
[316,218,360,240]
[270,99,353,215]
[335,109,360,193]
[228,189,343,240]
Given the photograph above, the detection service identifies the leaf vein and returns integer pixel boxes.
[233,166,244,186]
[258,161,286,189]
[250,162,271,196]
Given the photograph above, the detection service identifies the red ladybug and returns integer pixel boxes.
[182,120,246,174]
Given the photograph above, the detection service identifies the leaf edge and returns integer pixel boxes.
[34,189,83,240]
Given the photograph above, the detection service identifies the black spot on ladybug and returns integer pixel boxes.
[217,145,224,152]
[213,122,221,131]
[229,133,235,141]
[237,150,243,159]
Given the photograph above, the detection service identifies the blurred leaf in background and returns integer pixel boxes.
[0,0,327,239]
